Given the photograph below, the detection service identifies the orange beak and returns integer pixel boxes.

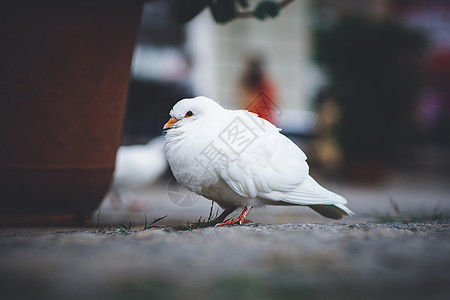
[163,117,178,130]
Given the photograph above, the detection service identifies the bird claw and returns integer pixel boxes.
[214,206,253,227]
[215,217,252,227]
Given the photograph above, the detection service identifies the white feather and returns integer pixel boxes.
[163,96,354,219]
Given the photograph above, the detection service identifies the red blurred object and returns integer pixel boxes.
[239,54,279,125]
[428,52,450,86]
[245,85,278,125]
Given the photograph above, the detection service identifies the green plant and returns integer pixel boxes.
[115,222,133,234]
[96,209,168,233]
[376,198,444,223]
[96,209,108,233]
[142,215,168,230]
[97,202,237,232]
[171,201,233,231]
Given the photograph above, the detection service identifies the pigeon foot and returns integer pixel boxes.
[215,207,252,227]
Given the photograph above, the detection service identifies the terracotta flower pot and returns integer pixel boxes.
[0,1,145,222]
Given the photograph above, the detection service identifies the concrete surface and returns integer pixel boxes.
[1,169,449,300]
[0,222,449,300]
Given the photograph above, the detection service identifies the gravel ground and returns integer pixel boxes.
[1,221,449,300]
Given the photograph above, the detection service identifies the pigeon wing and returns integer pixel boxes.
[219,112,350,208]
[219,113,308,200]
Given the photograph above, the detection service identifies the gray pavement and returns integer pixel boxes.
[1,222,449,300]
[1,169,449,300]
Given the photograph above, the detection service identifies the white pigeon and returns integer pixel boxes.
[163,96,353,226]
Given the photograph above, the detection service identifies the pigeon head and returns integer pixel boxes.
[163,96,223,131]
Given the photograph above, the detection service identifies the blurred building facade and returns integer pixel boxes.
[186,0,316,112]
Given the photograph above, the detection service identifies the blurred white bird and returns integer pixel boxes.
[163,96,353,226]
[107,136,167,210]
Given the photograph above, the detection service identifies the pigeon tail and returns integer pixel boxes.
[308,203,354,220]
[280,175,354,219]
[306,176,354,219]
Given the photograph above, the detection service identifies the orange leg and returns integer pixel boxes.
[215,206,253,227]
[215,207,235,223]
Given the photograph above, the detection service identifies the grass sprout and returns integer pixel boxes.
[96,209,168,234]
[96,209,105,232]
[142,215,168,230]
[376,198,444,223]
[115,222,133,234]
[171,201,226,231]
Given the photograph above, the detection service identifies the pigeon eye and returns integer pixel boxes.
[185,111,193,117]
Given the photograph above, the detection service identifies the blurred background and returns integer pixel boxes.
[2,5,449,300]
[95,0,450,225]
